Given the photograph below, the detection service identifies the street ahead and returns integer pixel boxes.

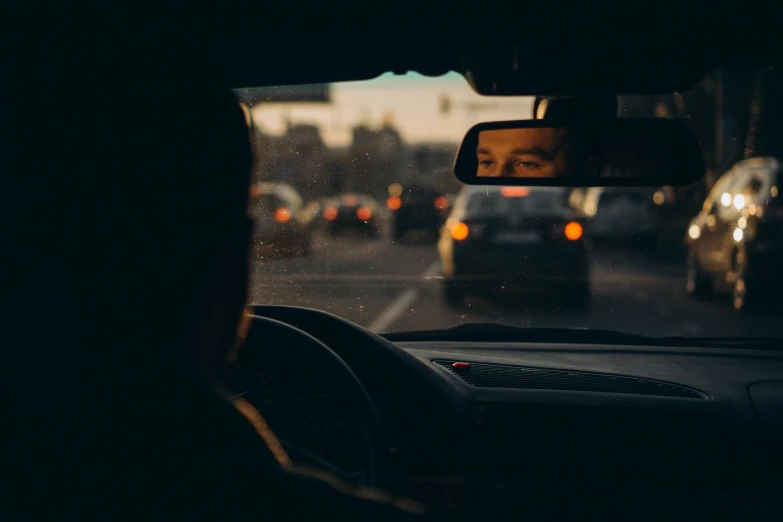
[250,230,783,338]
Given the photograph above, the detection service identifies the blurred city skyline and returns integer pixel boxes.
[250,72,534,147]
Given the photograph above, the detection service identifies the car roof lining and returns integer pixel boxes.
[213,10,781,97]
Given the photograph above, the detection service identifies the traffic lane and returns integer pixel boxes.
[249,231,440,326]
[384,250,783,338]
[250,236,783,338]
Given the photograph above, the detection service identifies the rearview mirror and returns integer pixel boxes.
[453,119,704,187]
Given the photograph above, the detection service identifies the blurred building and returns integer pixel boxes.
[242,83,332,201]
[406,143,461,193]
[344,120,404,198]
[249,113,461,203]
[253,123,330,201]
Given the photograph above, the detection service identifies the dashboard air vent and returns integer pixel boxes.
[433,360,708,399]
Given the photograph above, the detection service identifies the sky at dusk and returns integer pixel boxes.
[250,72,534,147]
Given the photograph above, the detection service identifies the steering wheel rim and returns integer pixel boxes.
[228,314,385,487]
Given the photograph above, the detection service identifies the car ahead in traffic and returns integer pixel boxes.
[438,185,590,308]
[249,182,316,256]
[685,156,783,311]
[579,187,657,248]
[322,193,381,238]
[386,184,449,242]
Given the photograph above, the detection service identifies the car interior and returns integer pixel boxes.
[6,5,783,522]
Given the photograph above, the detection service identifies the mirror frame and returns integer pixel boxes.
[453,118,705,187]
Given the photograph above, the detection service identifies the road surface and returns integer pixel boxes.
[250,230,783,338]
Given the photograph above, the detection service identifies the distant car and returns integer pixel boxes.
[322,193,381,238]
[685,157,783,311]
[580,188,656,247]
[249,182,316,256]
[387,184,449,241]
[438,186,590,308]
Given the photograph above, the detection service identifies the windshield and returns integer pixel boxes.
[239,69,783,339]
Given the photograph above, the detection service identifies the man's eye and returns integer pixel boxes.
[478,160,494,167]
[516,161,542,169]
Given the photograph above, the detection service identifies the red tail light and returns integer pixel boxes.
[564,221,583,240]
[387,196,402,210]
[451,222,469,241]
[501,187,530,198]
[356,206,373,221]
[274,208,292,223]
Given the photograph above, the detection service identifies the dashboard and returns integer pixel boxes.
[246,305,783,522]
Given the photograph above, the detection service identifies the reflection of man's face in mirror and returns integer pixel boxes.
[476,128,569,178]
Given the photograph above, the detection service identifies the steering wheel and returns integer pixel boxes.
[227,315,385,487]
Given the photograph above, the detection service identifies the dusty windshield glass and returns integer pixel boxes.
[238,69,783,338]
